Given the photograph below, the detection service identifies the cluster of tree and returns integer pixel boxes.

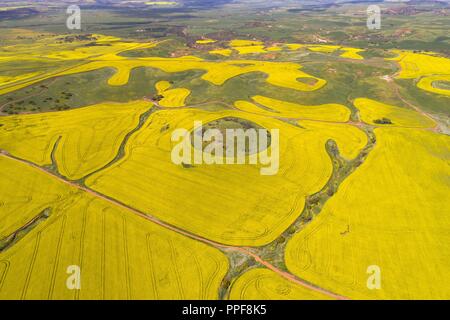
[374,117,393,125]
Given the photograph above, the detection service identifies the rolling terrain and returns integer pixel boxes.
[0,0,449,300]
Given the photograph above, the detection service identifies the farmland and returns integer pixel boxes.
[285,127,450,299]
[229,268,334,300]
[0,101,151,180]
[390,51,450,96]
[84,104,366,246]
[0,156,228,300]
[0,0,449,301]
[154,81,191,107]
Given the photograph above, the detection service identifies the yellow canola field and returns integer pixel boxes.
[390,50,450,78]
[155,80,191,107]
[340,47,364,60]
[155,80,172,93]
[209,41,364,60]
[285,128,450,299]
[232,45,267,55]
[69,57,326,91]
[0,36,158,95]
[417,74,450,97]
[235,95,351,122]
[354,98,436,128]
[0,157,73,240]
[229,40,264,47]
[229,268,334,300]
[85,107,366,246]
[0,101,150,180]
[286,44,304,51]
[0,34,155,63]
[41,41,148,60]
[1,54,326,95]
[0,72,41,86]
[307,45,341,53]
[297,121,368,160]
[389,50,450,96]
[196,39,216,44]
[266,46,282,52]
[0,156,228,300]
[209,40,267,55]
[209,49,232,57]
[306,45,365,60]
[0,34,326,94]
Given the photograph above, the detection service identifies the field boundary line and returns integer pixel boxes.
[0,260,10,293]
[21,232,40,300]
[48,215,67,300]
